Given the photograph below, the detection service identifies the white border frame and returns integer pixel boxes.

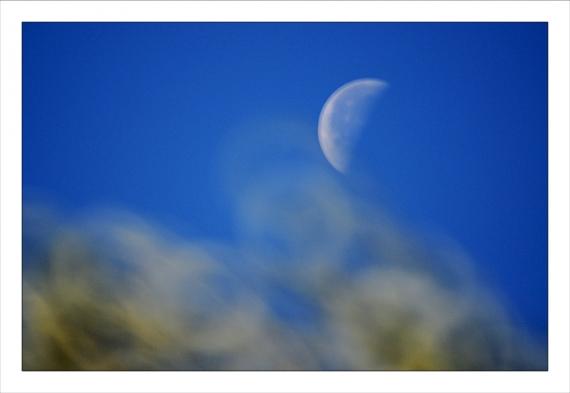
[1,2,569,392]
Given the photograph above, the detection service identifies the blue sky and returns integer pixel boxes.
[23,22,547,344]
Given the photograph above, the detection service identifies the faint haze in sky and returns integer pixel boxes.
[23,22,547,370]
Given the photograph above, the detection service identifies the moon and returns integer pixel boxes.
[318,78,387,173]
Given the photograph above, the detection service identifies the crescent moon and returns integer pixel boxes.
[318,78,387,173]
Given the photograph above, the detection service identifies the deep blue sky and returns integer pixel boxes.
[23,23,547,341]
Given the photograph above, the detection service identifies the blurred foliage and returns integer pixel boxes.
[23,213,545,371]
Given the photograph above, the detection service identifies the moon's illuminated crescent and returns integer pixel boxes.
[318,78,387,173]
